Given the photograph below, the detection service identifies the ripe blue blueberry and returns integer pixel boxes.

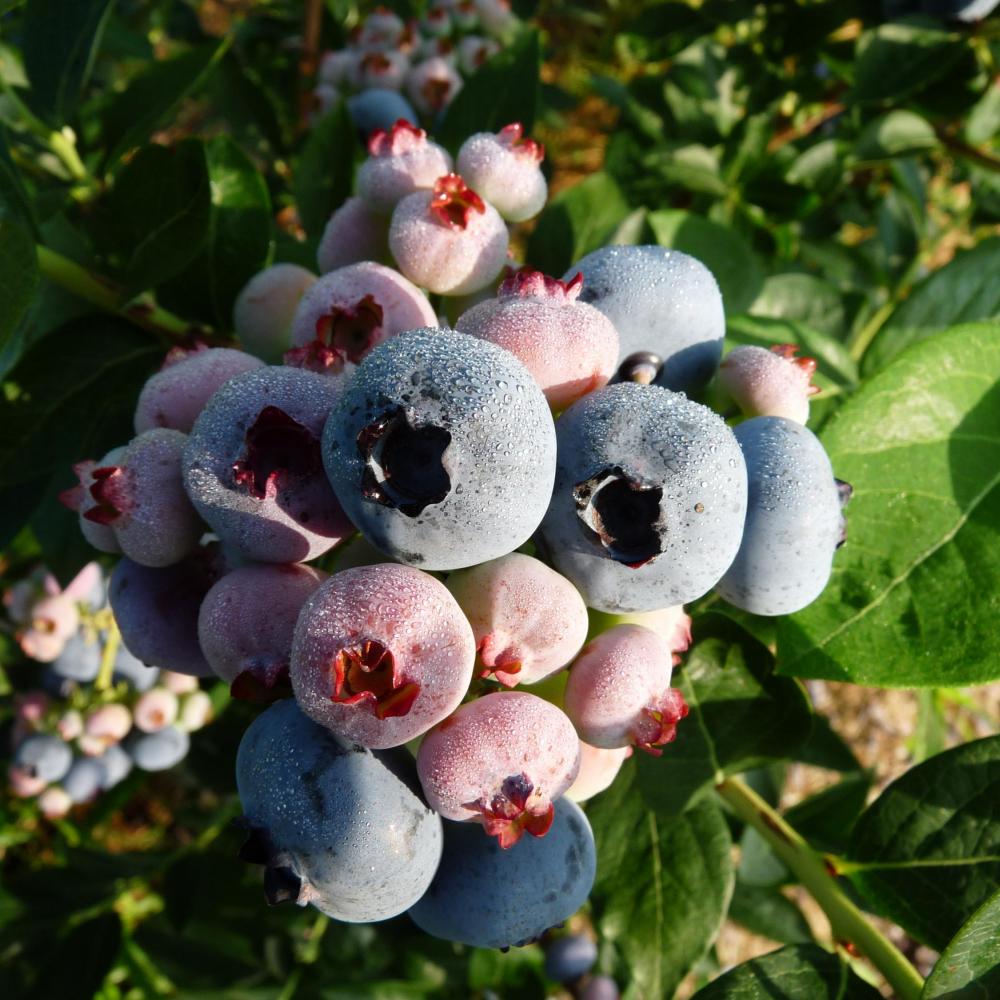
[112,644,160,692]
[235,699,443,922]
[322,328,557,570]
[125,725,190,771]
[408,797,596,949]
[347,88,419,137]
[97,743,134,789]
[61,757,105,804]
[538,382,747,612]
[51,634,102,683]
[544,934,599,983]
[716,416,843,616]
[565,246,725,393]
[14,734,73,783]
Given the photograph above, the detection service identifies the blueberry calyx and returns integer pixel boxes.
[357,407,452,517]
[573,467,664,568]
[612,352,662,386]
[333,639,420,719]
[835,477,853,548]
[232,406,323,500]
[463,772,554,849]
[264,865,302,906]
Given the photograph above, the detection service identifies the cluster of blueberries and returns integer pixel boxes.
[4,563,214,818]
[312,0,515,134]
[55,114,847,981]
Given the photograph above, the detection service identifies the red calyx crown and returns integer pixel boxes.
[429,173,486,230]
[368,119,427,157]
[499,267,583,302]
[464,772,554,849]
[331,639,420,719]
[59,461,130,524]
[634,688,689,756]
[497,122,545,163]
[771,343,820,395]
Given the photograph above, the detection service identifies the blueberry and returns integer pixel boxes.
[456,124,547,223]
[51,634,102,683]
[125,725,190,771]
[235,699,443,923]
[544,934,598,983]
[347,88,419,137]
[14,734,73,783]
[183,366,352,564]
[233,267,317,364]
[565,245,725,393]
[537,382,748,612]
[408,797,597,949]
[578,975,620,1000]
[112,644,160,692]
[322,328,557,570]
[716,416,843,616]
[97,743,133,789]
[61,757,105,804]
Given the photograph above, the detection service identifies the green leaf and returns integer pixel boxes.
[966,80,1000,147]
[865,239,1000,375]
[32,913,122,1000]
[588,763,733,1000]
[846,735,1000,950]
[159,136,272,329]
[0,218,38,352]
[923,886,1000,999]
[636,614,812,817]
[21,0,113,124]
[101,42,227,165]
[777,323,1000,686]
[794,716,862,774]
[0,126,37,234]
[648,209,764,315]
[728,883,812,945]
[783,772,872,855]
[852,21,967,104]
[293,100,358,242]
[100,140,211,296]
[525,172,630,277]
[689,944,882,999]
[854,110,938,161]
[435,31,540,153]
[786,139,842,194]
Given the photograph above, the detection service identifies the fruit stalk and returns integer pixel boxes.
[715,776,924,1000]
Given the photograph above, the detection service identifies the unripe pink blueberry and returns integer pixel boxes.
[405,57,462,116]
[456,268,620,409]
[18,595,79,662]
[62,429,202,568]
[84,703,133,749]
[565,742,632,803]
[133,688,179,733]
[356,8,406,50]
[389,174,509,295]
[592,605,693,665]
[348,50,409,91]
[135,346,266,432]
[291,564,475,749]
[417,691,580,848]
[177,690,213,731]
[473,0,515,36]
[415,36,457,64]
[718,344,820,425]
[198,563,326,700]
[159,671,200,695]
[60,448,124,554]
[57,709,84,742]
[15,690,50,724]
[287,261,436,375]
[452,1,480,31]
[357,120,454,215]
[318,49,356,86]
[457,35,500,74]
[39,786,73,819]
[316,197,390,274]
[233,266,318,363]
[563,625,688,755]
[9,764,46,798]
[446,553,589,687]
[457,123,547,223]
[419,5,452,37]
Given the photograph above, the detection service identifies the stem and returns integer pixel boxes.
[36,245,206,339]
[935,125,1000,174]
[94,622,120,692]
[715,776,924,1000]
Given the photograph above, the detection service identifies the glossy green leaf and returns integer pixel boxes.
[854,110,938,161]
[846,735,1000,950]
[728,883,812,945]
[750,273,846,340]
[21,0,112,123]
[0,218,38,351]
[923,887,1000,999]
[0,127,36,234]
[852,21,966,104]
[525,172,630,277]
[777,323,1000,686]
[435,31,540,153]
[865,239,1000,375]
[784,772,872,855]
[294,100,358,241]
[648,208,764,315]
[589,762,733,1000]
[636,614,812,817]
[101,140,211,296]
[689,944,882,999]
[966,80,1000,147]
[101,43,227,164]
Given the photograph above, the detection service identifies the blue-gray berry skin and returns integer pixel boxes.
[126,726,190,771]
[98,744,133,789]
[51,634,102,683]
[538,383,747,612]
[408,797,596,950]
[62,757,104,803]
[347,88,418,136]
[235,699,442,923]
[323,328,557,571]
[716,416,842,616]
[545,934,598,983]
[566,245,725,393]
[112,645,160,692]
[15,734,73,783]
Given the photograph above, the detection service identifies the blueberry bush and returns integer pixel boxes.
[1,1,999,998]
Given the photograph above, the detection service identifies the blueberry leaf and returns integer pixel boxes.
[636,613,812,817]
[0,218,38,353]
[777,322,1000,686]
[688,943,882,999]
[749,273,847,340]
[727,883,812,945]
[845,735,1000,950]
[588,761,733,1000]
[923,886,1000,999]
